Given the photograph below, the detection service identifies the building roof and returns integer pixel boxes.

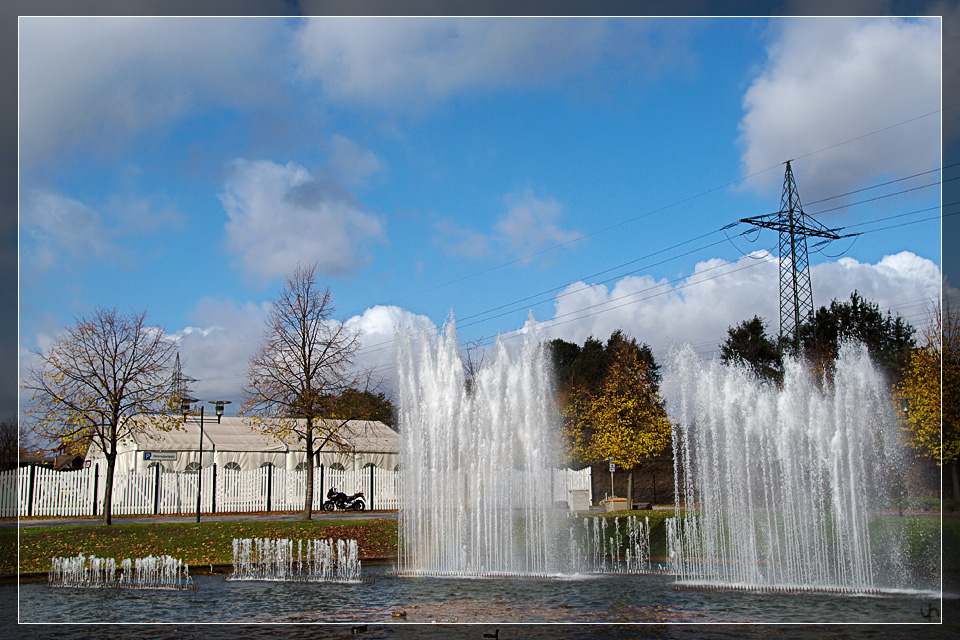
[127,415,398,454]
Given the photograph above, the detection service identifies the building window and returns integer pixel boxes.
[146,461,165,472]
[184,462,201,472]
[394,463,401,472]
[223,462,241,471]
[329,463,345,471]
[295,461,309,471]
[260,462,275,469]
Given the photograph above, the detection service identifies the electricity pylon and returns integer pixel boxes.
[738,161,851,352]
[169,352,197,408]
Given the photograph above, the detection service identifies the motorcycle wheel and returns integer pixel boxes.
[322,500,337,512]
[350,500,366,511]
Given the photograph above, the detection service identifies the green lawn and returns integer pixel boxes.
[3,518,398,574]
[4,510,955,577]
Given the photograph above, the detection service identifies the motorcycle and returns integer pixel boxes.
[322,487,366,511]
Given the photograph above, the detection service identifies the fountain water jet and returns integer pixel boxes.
[395,318,567,577]
[664,342,938,594]
[49,554,195,590]
[228,538,363,582]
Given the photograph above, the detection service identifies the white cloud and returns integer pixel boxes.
[19,17,287,168]
[220,158,385,281]
[738,17,941,201]
[169,298,271,408]
[146,302,434,411]
[496,190,583,262]
[432,190,581,263]
[20,189,120,271]
[346,305,439,398]
[327,135,383,184]
[543,251,941,360]
[293,17,695,110]
[20,188,185,275]
[295,18,609,107]
[432,218,492,260]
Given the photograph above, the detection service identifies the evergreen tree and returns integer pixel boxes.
[719,315,784,384]
[797,291,915,383]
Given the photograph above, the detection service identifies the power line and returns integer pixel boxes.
[368,208,945,368]
[186,194,947,371]
[340,108,952,320]
[803,164,958,207]
[791,104,953,163]
[200,203,944,388]
[356,169,949,358]
[179,156,948,376]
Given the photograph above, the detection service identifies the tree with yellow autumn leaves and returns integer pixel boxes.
[560,336,671,503]
[896,299,960,503]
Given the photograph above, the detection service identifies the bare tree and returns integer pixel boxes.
[243,263,366,520]
[22,307,179,524]
[0,418,18,471]
[463,339,486,395]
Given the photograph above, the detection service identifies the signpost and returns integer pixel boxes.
[143,451,177,461]
[609,457,615,498]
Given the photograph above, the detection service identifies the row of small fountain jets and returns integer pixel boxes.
[48,516,660,590]
[48,537,363,590]
[49,554,195,591]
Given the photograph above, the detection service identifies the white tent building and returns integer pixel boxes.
[86,416,400,475]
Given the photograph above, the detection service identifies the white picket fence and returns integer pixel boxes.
[1,465,591,519]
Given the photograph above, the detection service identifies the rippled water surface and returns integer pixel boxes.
[13,565,948,626]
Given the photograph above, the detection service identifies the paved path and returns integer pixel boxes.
[4,506,616,528]
[3,510,399,528]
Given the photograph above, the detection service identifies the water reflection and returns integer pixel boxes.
[13,565,945,627]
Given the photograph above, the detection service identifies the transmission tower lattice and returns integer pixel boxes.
[738,161,851,351]
[169,352,198,407]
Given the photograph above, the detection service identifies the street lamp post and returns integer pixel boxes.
[181,398,231,523]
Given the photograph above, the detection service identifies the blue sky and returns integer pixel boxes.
[18,16,946,412]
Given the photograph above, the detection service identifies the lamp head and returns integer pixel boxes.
[209,400,232,423]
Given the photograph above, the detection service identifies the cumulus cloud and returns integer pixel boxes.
[293,17,694,109]
[20,188,185,275]
[220,158,385,281]
[738,17,941,201]
[19,17,287,168]
[346,305,439,397]
[496,190,583,262]
[294,18,607,106]
[432,218,492,260]
[135,302,433,412]
[432,190,581,263]
[20,189,118,272]
[327,135,384,185]
[543,251,941,360]
[167,298,270,409]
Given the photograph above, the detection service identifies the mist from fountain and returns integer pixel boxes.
[395,318,570,577]
[663,342,938,594]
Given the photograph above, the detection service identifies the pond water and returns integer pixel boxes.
[12,564,948,627]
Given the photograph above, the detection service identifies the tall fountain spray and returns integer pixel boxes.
[664,342,935,594]
[395,318,564,577]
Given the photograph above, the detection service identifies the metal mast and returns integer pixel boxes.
[739,161,849,352]
[169,352,197,406]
